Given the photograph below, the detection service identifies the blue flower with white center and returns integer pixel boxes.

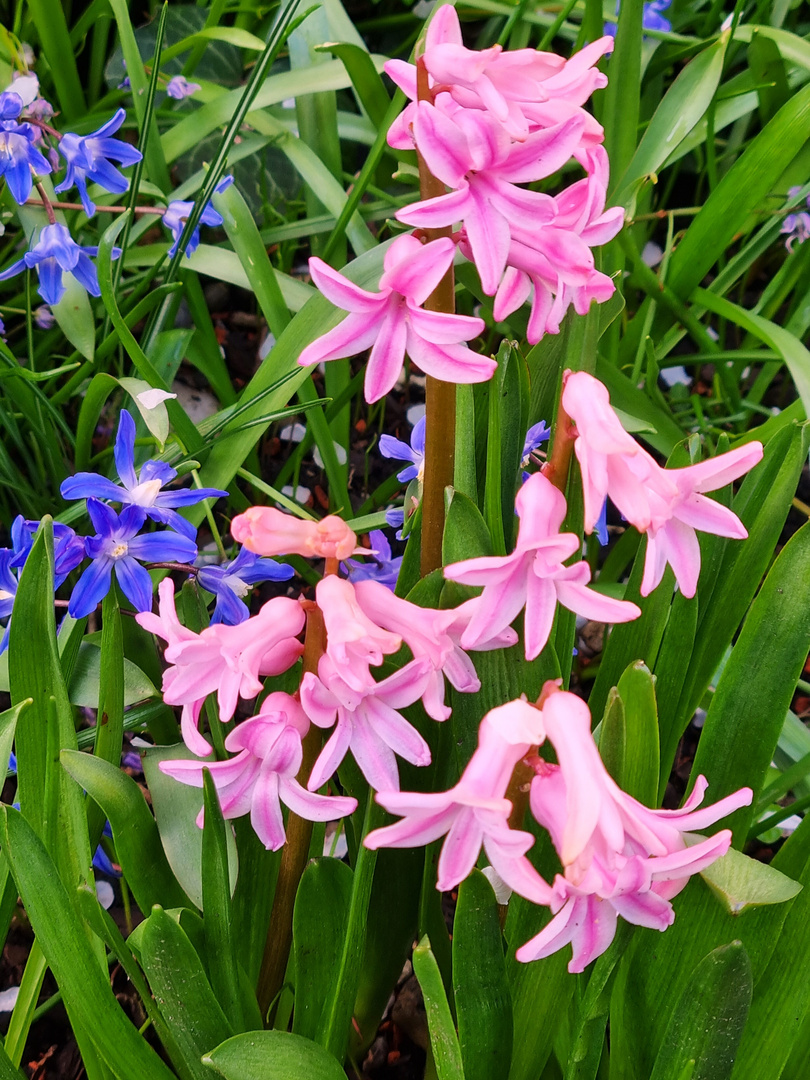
[379,415,426,483]
[343,530,403,590]
[69,500,197,619]
[196,546,294,625]
[0,223,114,306]
[0,115,51,204]
[162,175,234,258]
[10,516,85,588]
[0,549,19,654]
[166,75,201,100]
[61,409,228,540]
[55,108,143,218]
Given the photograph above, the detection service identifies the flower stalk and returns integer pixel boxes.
[415,54,457,577]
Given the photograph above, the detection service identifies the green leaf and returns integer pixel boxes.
[453,871,512,1080]
[52,270,96,361]
[202,1030,347,1079]
[614,662,660,806]
[413,936,465,1080]
[202,771,245,1032]
[0,808,175,1080]
[442,491,493,566]
[317,41,391,127]
[139,906,233,1076]
[142,744,238,909]
[88,589,125,843]
[483,341,527,553]
[293,857,353,1041]
[615,33,730,210]
[69,642,157,709]
[665,81,810,300]
[698,846,802,915]
[689,519,810,843]
[61,749,190,915]
[649,943,752,1080]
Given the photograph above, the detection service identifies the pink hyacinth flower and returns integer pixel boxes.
[562,369,675,534]
[300,654,433,793]
[364,704,553,904]
[397,103,585,295]
[231,506,361,561]
[640,442,764,598]
[353,581,516,721]
[297,233,493,403]
[316,576,402,692]
[159,693,356,850]
[137,584,305,728]
[514,688,752,971]
[444,472,640,660]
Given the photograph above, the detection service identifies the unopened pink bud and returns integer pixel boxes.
[231,507,359,561]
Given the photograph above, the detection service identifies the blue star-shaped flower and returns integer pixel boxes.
[55,108,143,218]
[162,176,234,258]
[61,409,228,540]
[0,110,52,204]
[343,530,402,590]
[0,222,114,306]
[68,500,197,619]
[379,415,426,483]
[196,546,294,625]
[10,515,85,588]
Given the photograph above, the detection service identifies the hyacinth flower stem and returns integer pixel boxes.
[541,396,576,495]
[415,54,457,577]
[256,563,337,1023]
[34,184,56,226]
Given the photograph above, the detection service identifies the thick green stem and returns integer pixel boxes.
[415,55,457,576]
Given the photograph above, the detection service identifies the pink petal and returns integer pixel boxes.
[280,777,357,823]
[484,843,554,906]
[250,770,285,850]
[307,717,352,791]
[640,532,669,598]
[307,257,385,313]
[365,304,408,403]
[405,330,496,384]
[396,185,473,231]
[407,305,485,345]
[412,102,473,188]
[362,697,432,767]
[499,117,586,184]
[515,895,580,963]
[523,570,557,661]
[672,442,763,494]
[298,310,382,368]
[381,234,456,305]
[436,808,484,890]
[364,806,458,850]
[674,494,748,540]
[464,188,511,294]
[610,888,674,932]
[553,564,642,625]
[655,518,702,599]
[493,267,532,322]
[566,894,618,972]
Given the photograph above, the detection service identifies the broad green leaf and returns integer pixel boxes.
[0,808,175,1080]
[53,271,96,361]
[689,520,810,843]
[202,772,246,1032]
[453,871,512,1080]
[293,858,353,1041]
[413,936,465,1080]
[699,846,801,914]
[142,744,238,909]
[443,490,493,566]
[61,749,189,913]
[202,1030,346,1079]
[139,906,233,1077]
[26,0,85,118]
[615,661,659,806]
[665,81,810,300]
[616,33,730,209]
[674,422,810,739]
[649,943,752,1080]
[8,521,92,891]
[317,42,391,127]
[654,592,699,798]
[483,341,527,554]
[69,642,156,709]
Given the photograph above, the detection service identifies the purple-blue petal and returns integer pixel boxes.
[126,530,197,563]
[114,410,138,489]
[69,557,114,617]
[114,557,154,613]
[61,473,126,503]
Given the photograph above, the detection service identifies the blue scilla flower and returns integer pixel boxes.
[68,499,197,619]
[93,821,122,878]
[166,75,200,100]
[343,530,403,590]
[0,92,23,121]
[606,0,671,36]
[0,113,52,205]
[196,546,294,625]
[380,415,426,483]
[0,223,115,306]
[0,549,19,653]
[384,507,405,540]
[163,175,234,258]
[61,409,227,540]
[55,108,143,218]
[10,515,85,588]
[521,420,550,467]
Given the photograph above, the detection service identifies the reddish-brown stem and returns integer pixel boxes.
[34,183,56,225]
[27,118,61,140]
[541,397,576,494]
[256,563,335,1023]
[24,198,166,215]
[414,54,457,577]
